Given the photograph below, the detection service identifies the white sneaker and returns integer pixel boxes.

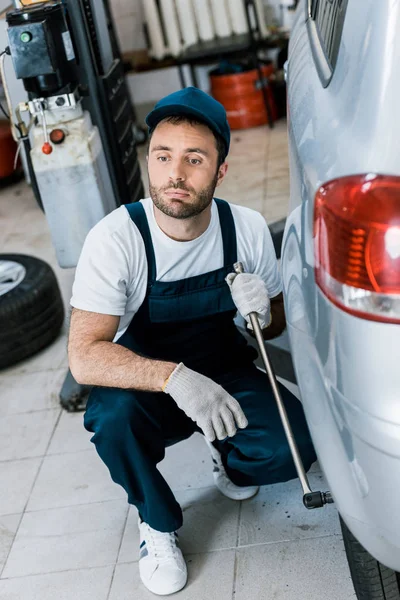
[205,438,259,501]
[138,519,187,596]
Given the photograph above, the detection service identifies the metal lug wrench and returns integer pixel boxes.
[233,262,333,509]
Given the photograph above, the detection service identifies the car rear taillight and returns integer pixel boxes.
[314,173,400,324]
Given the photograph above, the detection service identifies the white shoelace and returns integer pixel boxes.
[142,523,180,563]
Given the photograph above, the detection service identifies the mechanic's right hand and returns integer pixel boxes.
[163,363,248,442]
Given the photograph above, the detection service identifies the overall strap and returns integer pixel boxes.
[125,203,157,284]
[214,198,238,266]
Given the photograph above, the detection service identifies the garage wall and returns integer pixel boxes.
[109,0,286,106]
[109,0,285,55]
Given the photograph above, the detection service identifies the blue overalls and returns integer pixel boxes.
[84,199,316,532]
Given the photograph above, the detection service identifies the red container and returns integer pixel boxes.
[0,120,17,179]
[210,64,277,130]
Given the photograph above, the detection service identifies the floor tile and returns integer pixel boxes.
[27,449,126,511]
[220,160,266,204]
[0,565,113,600]
[110,549,236,600]
[1,229,58,269]
[54,267,75,309]
[47,411,93,455]
[234,536,355,600]
[0,515,20,573]
[266,174,290,198]
[3,500,128,578]
[0,369,66,417]
[158,433,214,492]
[118,486,240,563]
[230,126,269,156]
[0,458,41,516]
[0,223,16,253]
[178,487,241,553]
[0,181,29,239]
[117,506,139,564]
[267,152,290,174]
[0,409,60,461]
[0,331,68,377]
[263,193,290,223]
[239,472,340,547]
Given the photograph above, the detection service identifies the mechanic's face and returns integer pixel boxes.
[147,120,227,219]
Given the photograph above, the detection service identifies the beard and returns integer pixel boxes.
[149,173,219,220]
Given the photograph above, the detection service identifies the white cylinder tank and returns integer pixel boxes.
[192,0,215,41]
[141,0,166,60]
[31,110,118,268]
[228,0,248,35]
[209,0,232,38]
[175,0,198,47]
[159,0,183,57]
[254,0,269,37]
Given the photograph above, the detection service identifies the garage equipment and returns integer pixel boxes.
[2,0,144,409]
[234,262,334,510]
[4,0,144,268]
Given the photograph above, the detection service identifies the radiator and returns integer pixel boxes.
[141,0,268,60]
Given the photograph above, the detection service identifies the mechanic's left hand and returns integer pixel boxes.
[226,272,271,329]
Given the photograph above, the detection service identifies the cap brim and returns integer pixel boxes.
[146,104,224,147]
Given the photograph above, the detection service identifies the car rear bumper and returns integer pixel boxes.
[286,300,400,570]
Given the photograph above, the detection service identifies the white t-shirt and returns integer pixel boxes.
[70,198,282,341]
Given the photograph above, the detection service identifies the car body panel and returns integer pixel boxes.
[282,0,400,570]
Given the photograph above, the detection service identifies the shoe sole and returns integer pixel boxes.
[214,483,260,501]
[140,570,188,596]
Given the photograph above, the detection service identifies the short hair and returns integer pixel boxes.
[148,115,227,168]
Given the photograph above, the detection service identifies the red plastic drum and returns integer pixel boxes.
[210,64,277,130]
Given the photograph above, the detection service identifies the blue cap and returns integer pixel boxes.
[145,87,230,158]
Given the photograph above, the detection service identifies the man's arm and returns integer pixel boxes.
[68,308,176,391]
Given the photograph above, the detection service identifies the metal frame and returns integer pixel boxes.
[65,0,144,207]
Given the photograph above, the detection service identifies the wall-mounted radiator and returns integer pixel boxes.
[141,0,269,60]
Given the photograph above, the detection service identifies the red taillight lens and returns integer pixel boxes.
[314,174,400,324]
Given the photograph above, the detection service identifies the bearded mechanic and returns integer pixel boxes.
[68,87,316,596]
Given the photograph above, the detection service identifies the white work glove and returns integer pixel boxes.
[164,363,248,442]
[226,272,271,329]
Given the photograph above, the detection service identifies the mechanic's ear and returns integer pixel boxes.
[216,162,228,187]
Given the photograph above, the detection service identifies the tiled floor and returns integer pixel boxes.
[0,120,355,599]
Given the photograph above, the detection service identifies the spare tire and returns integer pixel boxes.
[0,254,65,369]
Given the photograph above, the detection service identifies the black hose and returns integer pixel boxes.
[21,135,44,212]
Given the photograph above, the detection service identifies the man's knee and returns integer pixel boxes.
[273,431,316,474]
[84,387,144,440]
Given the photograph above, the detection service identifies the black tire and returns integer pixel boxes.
[340,515,400,600]
[0,254,65,369]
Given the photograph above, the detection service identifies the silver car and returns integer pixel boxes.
[282,0,400,596]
